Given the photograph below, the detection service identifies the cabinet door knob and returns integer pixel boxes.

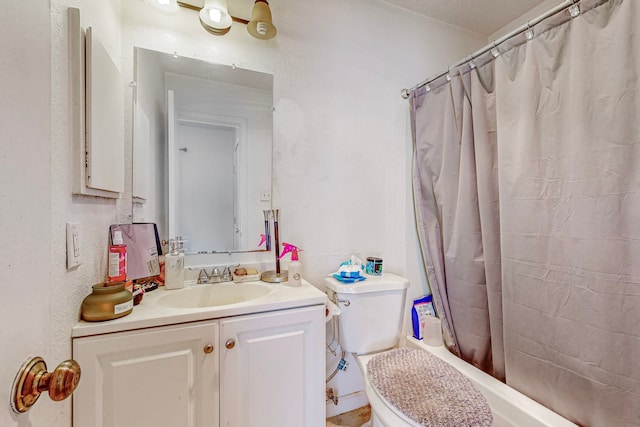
[203,344,214,354]
[225,339,236,349]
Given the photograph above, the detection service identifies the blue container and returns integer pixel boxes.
[365,257,383,275]
[412,295,436,339]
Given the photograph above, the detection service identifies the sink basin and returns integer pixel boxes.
[155,283,272,308]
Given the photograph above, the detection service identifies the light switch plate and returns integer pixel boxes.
[66,222,82,269]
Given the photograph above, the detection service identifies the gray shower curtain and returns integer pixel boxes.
[411,0,640,425]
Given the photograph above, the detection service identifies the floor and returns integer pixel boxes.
[326,405,371,427]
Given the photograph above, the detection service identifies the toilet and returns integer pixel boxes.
[325,273,492,427]
[325,272,415,426]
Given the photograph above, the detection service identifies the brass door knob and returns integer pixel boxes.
[204,344,214,354]
[11,357,81,414]
[225,339,236,349]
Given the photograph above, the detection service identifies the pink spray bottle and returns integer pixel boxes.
[279,242,302,287]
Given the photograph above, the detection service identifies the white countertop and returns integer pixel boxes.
[72,279,327,338]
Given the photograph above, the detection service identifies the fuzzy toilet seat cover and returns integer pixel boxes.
[367,348,493,427]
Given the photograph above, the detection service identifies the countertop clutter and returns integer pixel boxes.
[72,279,327,338]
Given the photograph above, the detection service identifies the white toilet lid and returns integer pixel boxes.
[367,348,493,427]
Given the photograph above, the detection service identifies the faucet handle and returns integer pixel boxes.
[221,266,233,282]
[197,269,210,284]
[222,264,240,282]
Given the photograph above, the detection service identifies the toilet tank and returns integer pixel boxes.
[325,273,409,354]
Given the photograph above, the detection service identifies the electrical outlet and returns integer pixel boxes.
[261,191,271,201]
[66,222,82,268]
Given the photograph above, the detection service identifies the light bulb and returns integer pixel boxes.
[209,8,223,23]
[257,22,268,36]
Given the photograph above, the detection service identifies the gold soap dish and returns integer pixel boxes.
[233,267,261,283]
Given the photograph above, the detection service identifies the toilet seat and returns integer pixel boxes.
[357,353,419,427]
[361,349,493,427]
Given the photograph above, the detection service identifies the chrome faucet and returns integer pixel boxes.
[220,264,240,282]
[197,267,222,284]
[197,269,209,284]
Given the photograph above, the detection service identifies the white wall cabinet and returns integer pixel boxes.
[72,305,324,427]
[68,8,124,198]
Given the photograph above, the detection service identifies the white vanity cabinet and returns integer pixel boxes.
[220,305,325,427]
[72,305,325,427]
[72,320,220,427]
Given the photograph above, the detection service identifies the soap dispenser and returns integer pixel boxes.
[164,239,185,290]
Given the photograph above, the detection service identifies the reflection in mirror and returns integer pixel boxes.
[132,48,273,254]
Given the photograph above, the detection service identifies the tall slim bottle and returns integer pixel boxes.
[108,230,127,282]
[165,239,185,290]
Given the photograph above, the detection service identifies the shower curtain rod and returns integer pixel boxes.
[401,0,579,99]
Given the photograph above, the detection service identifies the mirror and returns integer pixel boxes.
[132,48,273,254]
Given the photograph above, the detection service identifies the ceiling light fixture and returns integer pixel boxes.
[247,0,277,40]
[174,0,277,40]
[199,0,233,36]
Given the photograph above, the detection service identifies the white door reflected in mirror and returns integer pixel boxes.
[132,48,273,253]
[168,90,241,252]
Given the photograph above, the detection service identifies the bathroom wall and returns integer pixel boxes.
[1,0,486,425]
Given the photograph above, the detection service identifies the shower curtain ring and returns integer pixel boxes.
[525,21,534,41]
[467,55,476,70]
[490,42,500,58]
[568,0,581,18]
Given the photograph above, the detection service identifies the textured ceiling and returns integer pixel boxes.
[382,0,552,35]
[182,0,554,36]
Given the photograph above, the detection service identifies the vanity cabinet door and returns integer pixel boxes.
[73,321,219,427]
[220,305,325,427]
